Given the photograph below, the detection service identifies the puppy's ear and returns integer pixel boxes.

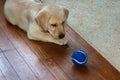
[64,8,69,19]
[35,11,49,31]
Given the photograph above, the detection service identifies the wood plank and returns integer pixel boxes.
[0,50,6,80]
[0,69,6,80]
[0,27,14,51]
[3,49,39,80]
[0,49,20,80]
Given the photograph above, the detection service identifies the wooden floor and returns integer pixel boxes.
[0,0,120,80]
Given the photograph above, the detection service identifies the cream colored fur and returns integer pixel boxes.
[4,0,69,45]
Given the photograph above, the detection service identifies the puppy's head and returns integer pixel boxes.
[35,5,69,39]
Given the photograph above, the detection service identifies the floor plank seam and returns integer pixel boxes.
[39,47,73,80]
[0,49,21,80]
[14,47,40,80]
[0,68,7,80]
[2,31,40,80]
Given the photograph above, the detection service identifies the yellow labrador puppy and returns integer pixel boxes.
[4,0,69,45]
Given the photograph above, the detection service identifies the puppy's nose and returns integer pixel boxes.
[59,34,65,39]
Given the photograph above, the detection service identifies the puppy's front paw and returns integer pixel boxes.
[56,39,68,45]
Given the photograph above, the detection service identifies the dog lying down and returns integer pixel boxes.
[4,0,69,45]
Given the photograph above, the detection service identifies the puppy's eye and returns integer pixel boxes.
[51,24,57,27]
